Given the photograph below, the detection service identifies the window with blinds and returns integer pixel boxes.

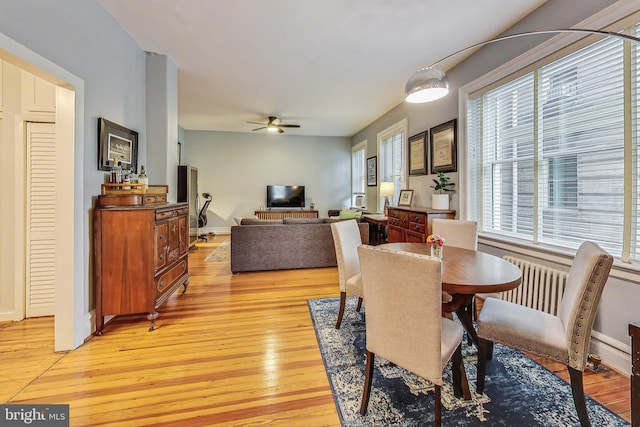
[378,121,406,212]
[467,28,638,261]
[351,141,366,208]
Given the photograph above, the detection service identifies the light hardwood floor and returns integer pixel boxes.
[0,235,631,425]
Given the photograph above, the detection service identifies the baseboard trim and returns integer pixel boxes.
[590,331,631,376]
[200,226,231,235]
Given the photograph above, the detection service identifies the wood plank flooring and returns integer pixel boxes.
[0,234,632,425]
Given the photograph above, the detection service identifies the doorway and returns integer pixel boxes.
[1,35,84,351]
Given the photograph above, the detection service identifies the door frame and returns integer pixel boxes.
[1,32,86,351]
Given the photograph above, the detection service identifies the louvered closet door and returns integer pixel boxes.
[26,122,56,317]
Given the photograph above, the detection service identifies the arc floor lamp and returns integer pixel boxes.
[405,28,640,103]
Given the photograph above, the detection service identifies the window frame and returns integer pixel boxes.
[351,140,367,209]
[458,8,640,276]
[377,119,408,213]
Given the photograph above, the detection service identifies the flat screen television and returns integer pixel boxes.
[267,185,305,208]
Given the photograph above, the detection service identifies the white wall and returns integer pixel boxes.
[183,130,352,232]
[0,0,148,348]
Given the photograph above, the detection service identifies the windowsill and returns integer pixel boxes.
[479,232,640,285]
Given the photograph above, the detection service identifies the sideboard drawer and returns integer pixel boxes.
[155,258,188,300]
[410,212,426,224]
[409,222,425,234]
[388,209,409,229]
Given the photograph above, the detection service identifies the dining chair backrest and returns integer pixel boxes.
[331,219,363,292]
[557,241,613,371]
[358,245,444,383]
[431,219,478,251]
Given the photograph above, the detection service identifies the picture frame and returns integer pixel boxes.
[98,118,139,172]
[367,156,377,186]
[408,131,428,175]
[430,119,457,173]
[398,189,414,207]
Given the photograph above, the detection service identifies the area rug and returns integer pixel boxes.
[308,296,629,427]
[204,238,230,262]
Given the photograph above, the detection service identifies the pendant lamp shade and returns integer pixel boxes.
[405,67,449,103]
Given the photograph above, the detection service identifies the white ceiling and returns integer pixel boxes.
[99,0,547,137]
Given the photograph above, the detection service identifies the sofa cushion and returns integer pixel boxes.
[283,218,325,224]
[235,215,258,225]
[240,218,283,225]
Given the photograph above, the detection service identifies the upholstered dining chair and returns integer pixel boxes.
[330,219,364,329]
[476,241,613,427]
[431,219,478,251]
[431,218,479,310]
[357,245,466,426]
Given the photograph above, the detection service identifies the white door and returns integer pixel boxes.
[25,122,56,317]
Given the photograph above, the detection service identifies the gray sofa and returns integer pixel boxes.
[230,217,369,273]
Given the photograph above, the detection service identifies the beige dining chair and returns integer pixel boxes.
[357,245,466,426]
[431,219,478,251]
[330,219,364,329]
[476,241,613,427]
[431,218,479,310]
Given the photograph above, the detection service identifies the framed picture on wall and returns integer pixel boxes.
[98,118,139,172]
[408,131,428,175]
[430,119,457,173]
[367,156,377,186]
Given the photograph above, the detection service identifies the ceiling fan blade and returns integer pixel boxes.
[278,124,301,128]
[252,126,266,131]
[277,127,284,133]
[247,121,266,126]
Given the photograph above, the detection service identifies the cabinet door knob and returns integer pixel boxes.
[159,253,164,260]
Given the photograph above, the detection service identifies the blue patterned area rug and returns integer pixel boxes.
[308,296,630,426]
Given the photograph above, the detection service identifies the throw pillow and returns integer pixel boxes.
[338,210,362,219]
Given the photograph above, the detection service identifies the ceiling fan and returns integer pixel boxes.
[247,116,300,133]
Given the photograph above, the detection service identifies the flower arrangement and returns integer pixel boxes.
[426,234,445,258]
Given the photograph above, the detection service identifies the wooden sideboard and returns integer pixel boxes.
[94,195,189,334]
[254,209,319,220]
[387,206,456,243]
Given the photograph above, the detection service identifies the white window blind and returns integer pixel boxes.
[351,141,366,208]
[468,30,638,260]
[379,124,406,212]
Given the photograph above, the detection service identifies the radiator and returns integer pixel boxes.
[500,256,568,316]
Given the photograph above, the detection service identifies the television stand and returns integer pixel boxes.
[254,209,319,220]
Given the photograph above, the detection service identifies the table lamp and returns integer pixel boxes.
[380,181,395,215]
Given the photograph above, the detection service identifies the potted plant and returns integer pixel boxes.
[430,172,455,210]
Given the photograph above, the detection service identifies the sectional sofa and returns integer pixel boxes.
[230,217,369,273]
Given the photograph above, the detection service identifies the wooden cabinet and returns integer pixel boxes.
[387,206,455,243]
[21,70,56,113]
[94,195,189,334]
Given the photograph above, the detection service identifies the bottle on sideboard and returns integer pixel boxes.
[138,165,148,190]
[110,157,122,184]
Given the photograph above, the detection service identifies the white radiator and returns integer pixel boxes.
[500,256,568,316]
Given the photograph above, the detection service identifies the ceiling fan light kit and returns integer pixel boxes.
[247,116,301,134]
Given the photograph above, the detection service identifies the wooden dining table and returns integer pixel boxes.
[379,243,522,346]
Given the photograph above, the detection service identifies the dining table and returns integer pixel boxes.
[378,243,522,347]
